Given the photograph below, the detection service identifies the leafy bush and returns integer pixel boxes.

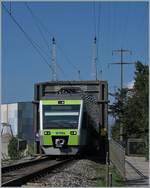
[27,143,35,156]
[110,62,149,148]
[8,137,21,160]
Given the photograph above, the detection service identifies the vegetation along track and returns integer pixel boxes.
[2,157,73,187]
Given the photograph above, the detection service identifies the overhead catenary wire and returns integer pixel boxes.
[92,1,97,37]
[9,0,12,15]
[97,2,102,78]
[57,44,82,80]
[57,43,79,71]
[24,2,49,49]
[25,3,61,79]
[3,2,70,80]
[121,2,130,48]
[92,1,101,45]
[57,62,70,80]
[32,38,51,59]
[92,1,103,80]
[23,3,53,38]
[97,2,101,50]
[24,2,82,79]
[2,3,53,72]
[24,3,76,80]
[109,3,113,53]
[92,2,97,80]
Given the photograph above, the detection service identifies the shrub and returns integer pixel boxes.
[8,137,21,160]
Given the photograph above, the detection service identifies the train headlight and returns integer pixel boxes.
[44,131,51,135]
[70,131,77,135]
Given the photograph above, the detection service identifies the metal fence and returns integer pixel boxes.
[126,138,145,156]
[109,139,126,179]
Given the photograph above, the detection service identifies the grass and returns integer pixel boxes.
[27,143,35,156]
[96,163,127,187]
[96,164,106,187]
[110,165,127,187]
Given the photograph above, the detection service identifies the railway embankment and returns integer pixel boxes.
[26,158,125,187]
[2,156,127,187]
[26,159,99,186]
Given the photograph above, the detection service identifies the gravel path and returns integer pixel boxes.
[28,159,103,187]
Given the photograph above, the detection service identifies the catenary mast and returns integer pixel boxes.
[51,37,57,81]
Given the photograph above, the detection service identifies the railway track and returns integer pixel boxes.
[2,156,48,173]
[2,157,73,187]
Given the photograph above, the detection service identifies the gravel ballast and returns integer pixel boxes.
[29,159,105,187]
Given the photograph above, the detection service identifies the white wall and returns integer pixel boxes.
[1,104,8,123]
[1,103,18,136]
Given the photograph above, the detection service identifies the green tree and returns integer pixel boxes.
[8,137,21,160]
[110,61,149,154]
[110,88,131,142]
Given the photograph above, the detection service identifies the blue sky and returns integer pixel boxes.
[2,1,149,103]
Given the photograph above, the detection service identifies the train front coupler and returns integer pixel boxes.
[55,138,65,148]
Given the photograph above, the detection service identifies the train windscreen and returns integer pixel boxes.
[43,105,80,129]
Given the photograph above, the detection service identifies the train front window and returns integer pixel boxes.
[43,105,80,129]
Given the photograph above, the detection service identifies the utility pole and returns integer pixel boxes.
[92,36,97,80]
[51,37,57,81]
[112,49,132,90]
[111,48,135,143]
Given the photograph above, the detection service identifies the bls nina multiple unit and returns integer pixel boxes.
[34,81,108,156]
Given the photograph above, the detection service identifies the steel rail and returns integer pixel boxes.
[2,158,72,187]
[2,156,49,173]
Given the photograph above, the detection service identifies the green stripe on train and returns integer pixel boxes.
[41,129,78,146]
[42,100,81,105]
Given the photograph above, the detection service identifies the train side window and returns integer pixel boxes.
[82,112,87,129]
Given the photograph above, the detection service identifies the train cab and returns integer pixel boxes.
[39,99,83,155]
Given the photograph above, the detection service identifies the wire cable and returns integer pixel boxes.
[121,2,129,48]
[97,2,101,46]
[92,2,103,79]
[92,1,96,37]
[32,38,51,59]
[9,1,12,15]
[24,2,81,79]
[97,2,102,69]
[24,3,72,80]
[4,2,82,80]
[2,3,53,72]
[57,43,82,79]
[57,43,79,71]
[24,2,49,49]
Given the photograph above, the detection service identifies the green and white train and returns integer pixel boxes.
[40,99,83,155]
[34,81,108,156]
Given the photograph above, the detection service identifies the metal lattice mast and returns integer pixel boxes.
[51,37,57,81]
[78,70,81,81]
[92,37,97,80]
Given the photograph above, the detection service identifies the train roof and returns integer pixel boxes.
[34,80,108,101]
[35,80,107,86]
